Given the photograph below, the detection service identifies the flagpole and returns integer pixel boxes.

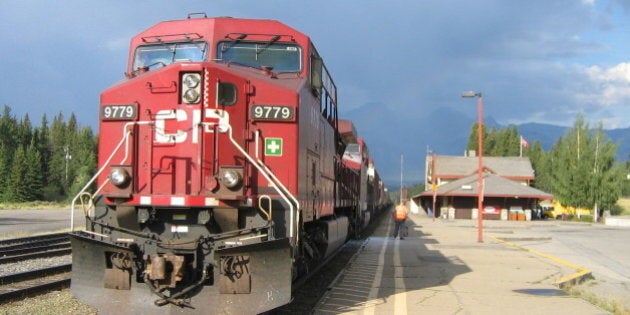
[520,136,523,157]
[400,154,404,204]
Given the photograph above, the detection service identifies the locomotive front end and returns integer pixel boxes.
[70,17,301,314]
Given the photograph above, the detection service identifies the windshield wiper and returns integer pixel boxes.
[256,35,281,56]
[221,33,248,54]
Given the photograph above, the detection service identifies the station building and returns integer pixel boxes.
[410,154,553,220]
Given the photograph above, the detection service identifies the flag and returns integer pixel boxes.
[520,136,529,148]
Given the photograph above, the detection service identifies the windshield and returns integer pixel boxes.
[217,41,301,72]
[133,42,208,71]
[345,144,360,154]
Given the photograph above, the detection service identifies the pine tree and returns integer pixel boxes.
[0,105,18,155]
[37,115,54,196]
[5,146,28,202]
[25,141,44,201]
[529,141,553,192]
[589,125,623,211]
[0,106,18,200]
[468,124,521,157]
[549,115,623,211]
[0,144,10,200]
[46,112,67,199]
[68,127,97,198]
[623,158,630,197]
[17,114,33,148]
[466,122,488,155]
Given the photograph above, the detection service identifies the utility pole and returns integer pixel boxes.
[64,146,72,182]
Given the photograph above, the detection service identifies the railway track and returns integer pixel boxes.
[0,233,71,264]
[273,212,387,313]
[0,233,72,303]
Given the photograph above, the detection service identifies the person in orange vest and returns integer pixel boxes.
[392,201,408,239]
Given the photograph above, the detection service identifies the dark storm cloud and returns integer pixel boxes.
[0,0,627,128]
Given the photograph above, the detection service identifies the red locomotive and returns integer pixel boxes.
[70,14,389,314]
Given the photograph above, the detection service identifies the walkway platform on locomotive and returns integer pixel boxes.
[313,211,603,314]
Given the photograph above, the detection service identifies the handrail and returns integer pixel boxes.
[255,160,301,245]
[206,122,300,246]
[70,121,152,231]
[258,195,272,221]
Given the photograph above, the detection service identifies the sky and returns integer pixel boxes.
[0,1,628,131]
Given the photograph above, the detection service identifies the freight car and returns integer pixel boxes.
[339,120,389,235]
[69,14,389,314]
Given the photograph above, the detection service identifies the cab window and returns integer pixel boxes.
[345,144,360,154]
[217,41,301,72]
[133,42,208,71]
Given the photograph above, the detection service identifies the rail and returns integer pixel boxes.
[0,264,72,303]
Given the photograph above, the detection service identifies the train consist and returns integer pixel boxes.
[70,14,390,314]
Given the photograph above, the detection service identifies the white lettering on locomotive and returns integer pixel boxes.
[155,110,188,143]
[154,109,230,144]
[204,109,229,133]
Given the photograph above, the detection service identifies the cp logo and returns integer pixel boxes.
[154,109,230,144]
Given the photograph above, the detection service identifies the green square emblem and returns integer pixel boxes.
[265,138,283,156]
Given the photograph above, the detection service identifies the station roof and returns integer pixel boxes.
[433,156,534,180]
[417,172,553,200]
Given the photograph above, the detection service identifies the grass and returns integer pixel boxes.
[0,228,72,240]
[566,284,629,315]
[616,198,630,216]
[0,201,69,210]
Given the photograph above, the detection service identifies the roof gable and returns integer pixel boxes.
[420,173,552,199]
[434,156,534,179]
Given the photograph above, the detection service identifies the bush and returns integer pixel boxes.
[610,205,624,216]
[42,185,66,202]
[578,215,593,222]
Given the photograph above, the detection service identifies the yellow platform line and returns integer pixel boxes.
[492,236,592,288]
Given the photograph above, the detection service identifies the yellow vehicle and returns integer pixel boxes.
[541,205,558,219]
[540,200,591,219]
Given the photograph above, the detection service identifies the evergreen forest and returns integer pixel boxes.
[0,106,97,203]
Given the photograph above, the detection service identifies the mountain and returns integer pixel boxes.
[341,103,630,187]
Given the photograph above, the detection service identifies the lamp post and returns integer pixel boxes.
[64,146,72,182]
[462,91,484,243]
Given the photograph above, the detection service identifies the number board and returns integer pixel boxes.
[250,105,295,121]
[101,104,138,120]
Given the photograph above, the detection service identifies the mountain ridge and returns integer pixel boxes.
[341,102,630,187]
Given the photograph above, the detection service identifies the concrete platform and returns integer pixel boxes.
[314,213,606,314]
[604,215,630,228]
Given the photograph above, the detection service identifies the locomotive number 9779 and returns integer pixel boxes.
[101,104,137,120]
[250,105,294,121]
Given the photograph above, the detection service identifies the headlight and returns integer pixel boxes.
[181,72,201,104]
[110,167,130,187]
[183,89,200,103]
[221,169,242,189]
[182,73,200,88]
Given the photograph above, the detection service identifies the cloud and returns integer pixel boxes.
[0,0,627,132]
[576,62,630,108]
[586,62,630,83]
